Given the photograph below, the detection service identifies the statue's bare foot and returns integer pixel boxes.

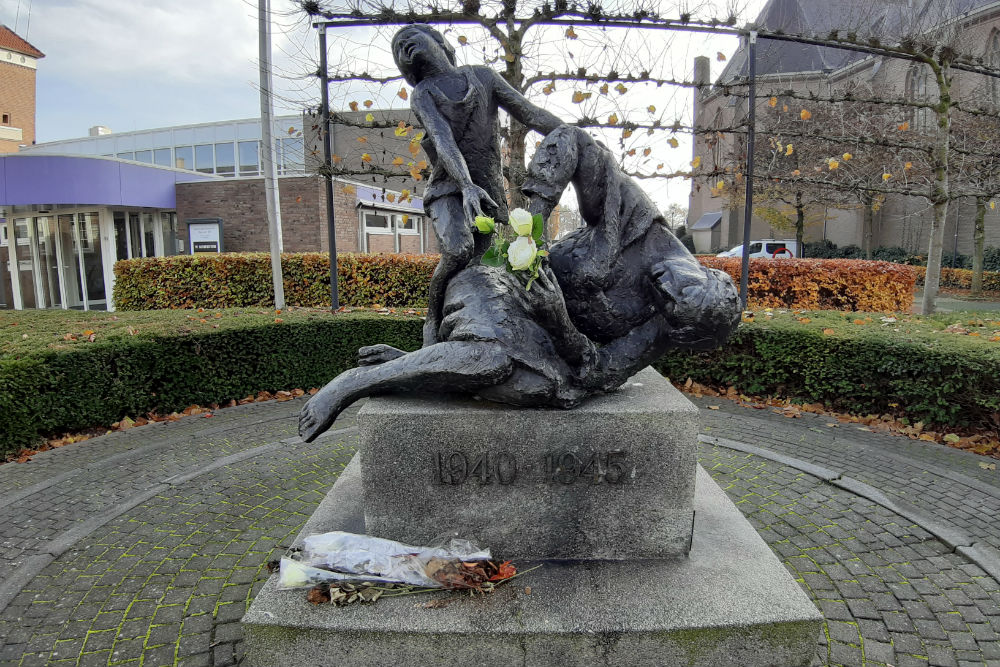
[299,381,352,443]
[358,344,407,366]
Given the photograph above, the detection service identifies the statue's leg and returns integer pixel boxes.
[298,341,514,442]
[423,196,475,346]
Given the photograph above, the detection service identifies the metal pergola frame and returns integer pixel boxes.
[310,12,1000,310]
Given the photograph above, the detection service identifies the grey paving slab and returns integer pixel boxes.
[0,389,998,666]
[694,395,1000,554]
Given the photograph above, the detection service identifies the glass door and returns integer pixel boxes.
[12,219,36,309]
[58,214,86,309]
[32,216,62,309]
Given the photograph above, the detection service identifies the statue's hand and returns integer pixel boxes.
[460,183,498,228]
[650,261,710,327]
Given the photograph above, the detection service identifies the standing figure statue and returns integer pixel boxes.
[392,24,562,345]
[297,27,742,443]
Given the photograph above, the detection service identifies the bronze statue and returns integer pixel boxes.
[298,26,741,443]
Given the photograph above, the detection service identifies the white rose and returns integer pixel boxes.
[508,207,533,236]
[508,236,538,271]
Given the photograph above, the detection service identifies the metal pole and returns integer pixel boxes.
[259,0,286,311]
[951,215,959,269]
[739,31,757,310]
[319,27,340,310]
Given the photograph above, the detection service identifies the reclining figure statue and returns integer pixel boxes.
[298,27,740,443]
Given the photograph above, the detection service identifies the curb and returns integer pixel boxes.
[699,434,1000,584]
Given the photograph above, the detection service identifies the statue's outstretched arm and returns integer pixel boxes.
[487,68,563,136]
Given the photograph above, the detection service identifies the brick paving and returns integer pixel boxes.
[0,394,998,666]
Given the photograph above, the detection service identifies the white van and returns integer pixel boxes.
[717,239,799,259]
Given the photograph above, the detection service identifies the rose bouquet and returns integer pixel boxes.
[475,207,548,290]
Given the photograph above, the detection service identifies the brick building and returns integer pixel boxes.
[689,0,1000,256]
[0,25,43,154]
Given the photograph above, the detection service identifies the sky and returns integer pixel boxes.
[0,0,769,208]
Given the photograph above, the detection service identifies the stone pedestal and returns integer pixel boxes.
[359,367,697,559]
[242,368,823,667]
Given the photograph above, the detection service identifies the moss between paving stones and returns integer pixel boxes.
[2,307,999,456]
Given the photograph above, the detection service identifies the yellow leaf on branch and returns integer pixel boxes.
[668,137,679,148]
[800,109,812,120]
[565,26,578,39]
[691,156,702,168]
[768,97,778,107]
[608,113,619,125]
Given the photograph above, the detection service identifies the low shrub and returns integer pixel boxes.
[117,253,914,312]
[114,253,438,310]
[4,308,997,457]
[699,258,915,311]
[0,310,423,457]
[656,311,1000,432]
[913,266,1000,292]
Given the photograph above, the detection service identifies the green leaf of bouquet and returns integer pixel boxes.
[481,247,504,267]
[531,214,544,242]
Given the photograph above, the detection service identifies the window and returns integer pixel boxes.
[195,144,214,173]
[175,146,194,170]
[134,150,153,164]
[238,141,259,176]
[153,148,172,167]
[215,142,236,177]
[364,213,391,231]
[116,151,134,160]
[397,214,417,233]
[988,30,1000,107]
[360,209,423,253]
[1,113,9,125]
[748,242,762,254]
[905,66,932,132]
[280,137,304,175]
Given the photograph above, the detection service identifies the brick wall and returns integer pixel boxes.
[174,176,442,255]
[0,61,37,153]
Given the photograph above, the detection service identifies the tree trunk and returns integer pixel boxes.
[972,197,986,297]
[499,27,530,213]
[920,63,952,316]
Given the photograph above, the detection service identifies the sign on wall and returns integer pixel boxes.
[186,219,224,255]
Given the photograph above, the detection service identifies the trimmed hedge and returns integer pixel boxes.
[913,266,1000,292]
[656,315,1000,432]
[117,253,916,312]
[5,307,998,457]
[114,253,438,310]
[701,258,915,312]
[0,312,423,457]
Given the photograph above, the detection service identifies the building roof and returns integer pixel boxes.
[0,25,44,59]
[690,211,722,231]
[717,0,1000,84]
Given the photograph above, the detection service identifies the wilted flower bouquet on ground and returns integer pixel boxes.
[274,531,524,606]
[475,207,548,290]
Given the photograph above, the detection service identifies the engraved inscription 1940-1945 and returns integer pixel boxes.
[433,450,629,486]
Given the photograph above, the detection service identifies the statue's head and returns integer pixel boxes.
[392,24,457,85]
